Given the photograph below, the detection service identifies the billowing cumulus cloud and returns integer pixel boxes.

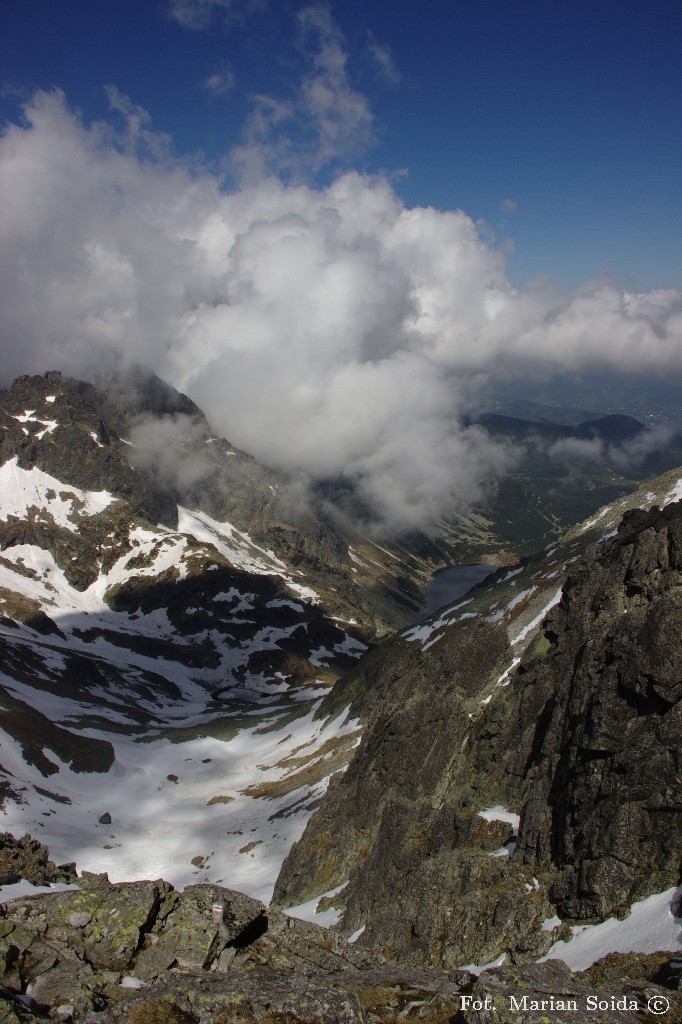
[1,85,681,534]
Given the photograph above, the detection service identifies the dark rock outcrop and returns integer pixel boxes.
[0,372,178,529]
[274,500,682,968]
[464,959,681,1023]
[0,834,76,887]
[507,501,682,919]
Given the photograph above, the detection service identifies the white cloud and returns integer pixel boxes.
[549,424,675,472]
[168,0,242,30]
[204,68,236,97]
[367,34,401,86]
[232,4,376,180]
[297,5,375,168]
[1,89,681,535]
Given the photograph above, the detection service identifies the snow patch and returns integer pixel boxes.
[177,506,287,575]
[663,478,682,507]
[266,599,305,612]
[511,586,563,645]
[283,881,348,928]
[286,582,319,605]
[0,458,114,529]
[0,880,80,904]
[489,842,517,858]
[540,887,682,971]
[459,952,507,975]
[0,702,360,904]
[478,806,520,832]
[403,598,474,650]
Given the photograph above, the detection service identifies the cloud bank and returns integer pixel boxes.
[1,83,681,533]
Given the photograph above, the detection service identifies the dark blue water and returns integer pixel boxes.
[418,563,495,621]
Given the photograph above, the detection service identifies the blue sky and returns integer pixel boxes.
[3,0,681,290]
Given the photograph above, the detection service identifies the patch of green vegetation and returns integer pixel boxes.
[238,840,263,854]
[533,634,551,657]
[125,998,197,1024]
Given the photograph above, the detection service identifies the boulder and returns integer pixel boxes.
[147,884,265,971]
[42,873,171,973]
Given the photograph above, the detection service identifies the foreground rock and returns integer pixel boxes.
[0,865,680,1023]
[86,974,364,1024]
[466,960,681,1023]
[0,870,371,1021]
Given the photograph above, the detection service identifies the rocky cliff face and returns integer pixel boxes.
[507,501,682,921]
[274,490,682,970]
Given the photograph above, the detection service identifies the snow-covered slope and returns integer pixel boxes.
[0,382,370,901]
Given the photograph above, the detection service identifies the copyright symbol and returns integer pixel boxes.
[648,994,670,1015]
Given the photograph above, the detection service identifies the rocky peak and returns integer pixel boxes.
[105,367,206,423]
[0,370,433,634]
[0,370,177,528]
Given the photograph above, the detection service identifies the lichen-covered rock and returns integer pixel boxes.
[464,961,642,1023]
[41,873,170,972]
[147,884,265,971]
[461,957,682,1023]
[231,909,374,977]
[0,997,24,1024]
[0,833,76,886]
[86,972,364,1024]
[581,949,682,992]
[132,946,178,982]
[25,962,106,1017]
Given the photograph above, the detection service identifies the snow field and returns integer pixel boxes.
[0,702,360,903]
